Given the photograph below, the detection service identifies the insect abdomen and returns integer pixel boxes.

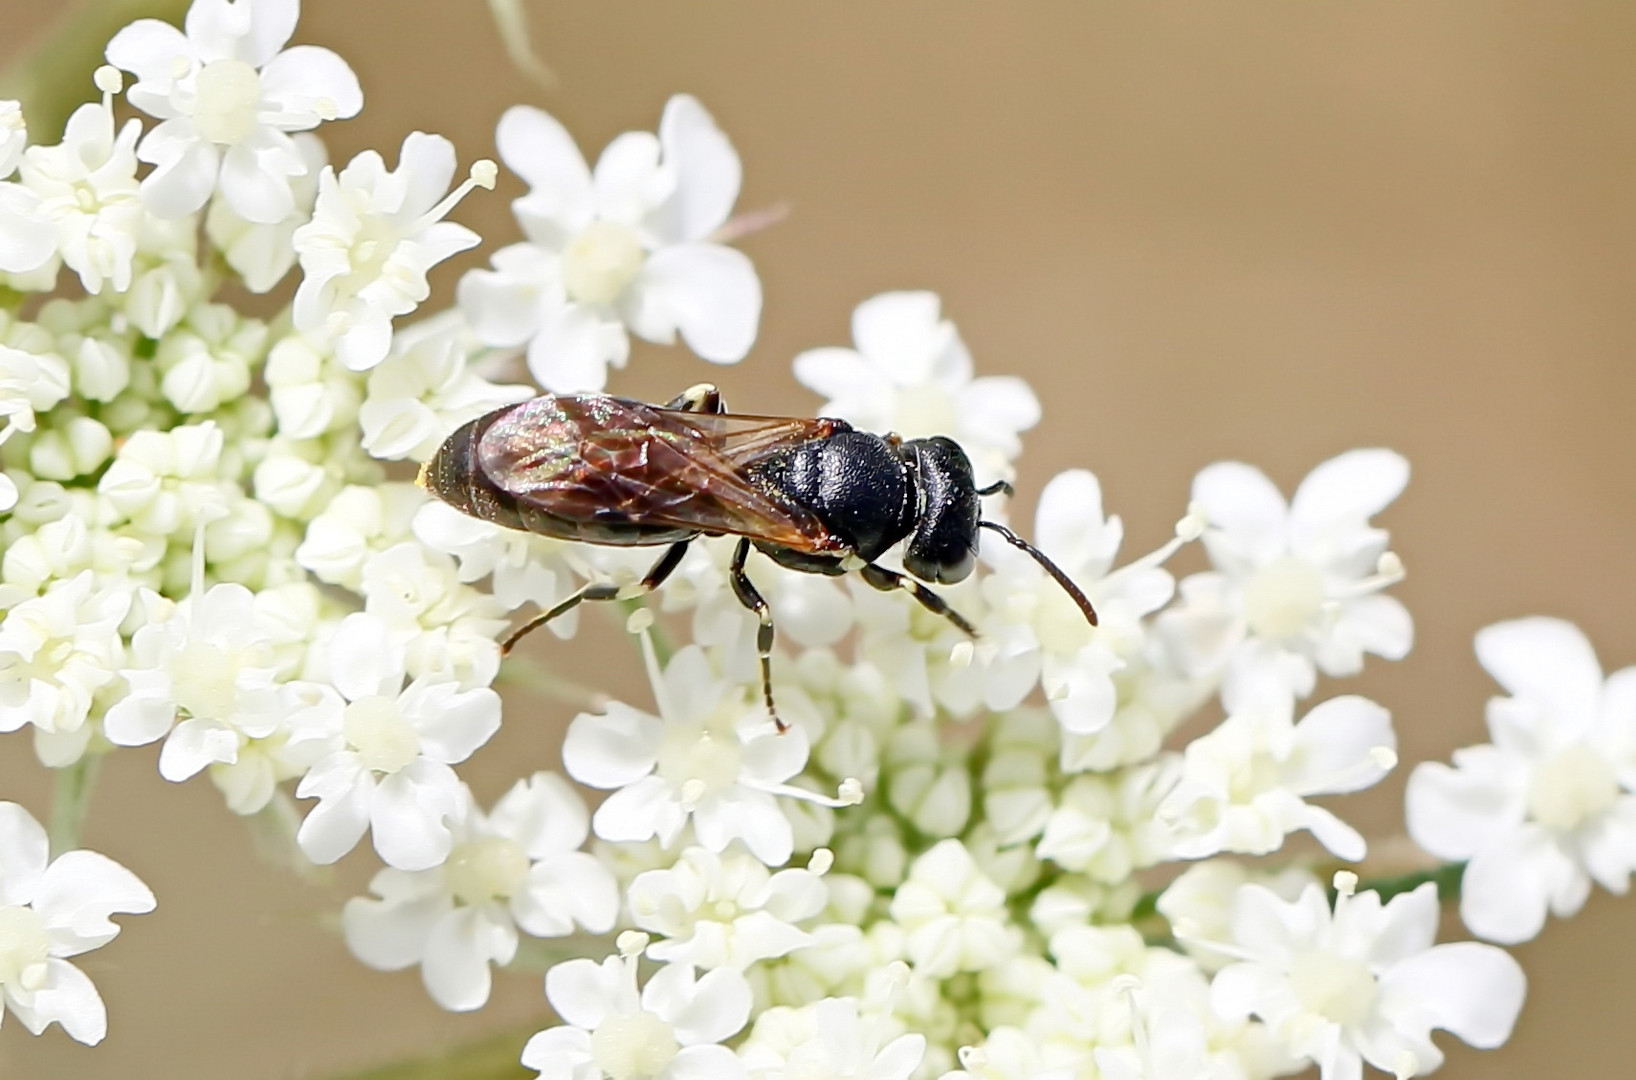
[418,412,530,532]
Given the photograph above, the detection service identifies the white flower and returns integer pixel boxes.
[792,291,1039,484]
[357,541,507,689]
[294,612,502,870]
[1157,450,1412,707]
[103,583,286,784]
[1406,616,1636,943]
[343,772,618,1011]
[522,943,753,1080]
[1211,877,1525,1080]
[459,95,762,391]
[358,312,533,462]
[0,572,129,755]
[0,91,143,293]
[1156,860,1318,974]
[887,839,1018,979]
[96,420,230,540]
[293,132,492,371]
[740,995,926,1080]
[564,641,839,867]
[105,0,362,222]
[0,802,155,1045]
[628,846,828,971]
[1159,695,1396,862]
[978,469,1178,737]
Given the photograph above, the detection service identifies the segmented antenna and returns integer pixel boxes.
[978,520,1099,626]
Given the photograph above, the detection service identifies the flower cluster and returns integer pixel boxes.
[0,0,1624,1076]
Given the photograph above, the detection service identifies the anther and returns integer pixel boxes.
[471,159,499,189]
[1332,869,1359,897]
[625,608,654,634]
[807,848,835,875]
[94,66,124,96]
[837,778,865,805]
[616,930,650,957]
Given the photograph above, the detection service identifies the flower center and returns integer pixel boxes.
[192,59,263,144]
[1289,949,1378,1029]
[1529,744,1621,831]
[1242,557,1326,641]
[443,836,531,905]
[172,640,240,719]
[0,905,51,989]
[655,722,744,804]
[588,1011,681,1080]
[562,221,646,306]
[342,695,421,774]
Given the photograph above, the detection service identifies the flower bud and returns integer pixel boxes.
[125,263,198,339]
[72,336,130,402]
[253,452,328,518]
[28,416,112,481]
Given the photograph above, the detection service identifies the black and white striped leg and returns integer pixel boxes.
[859,563,978,637]
[728,538,784,731]
[502,540,692,655]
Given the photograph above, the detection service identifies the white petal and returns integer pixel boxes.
[104,19,192,90]
[1288,449,1409,538]
[343,879,447,970]
[458,252,552,348]
[593,777,679,844]
[138,126,221,219]
[423,906,514,1011]
[1380,942,1525,1048]
[1404,750,1527,860]
[1033,469,1117,575]
[488,772,589,856]
[218,134,299,224]
[852,291,945,379]
[593,131,666,225]
[792,346,880,404]
[296,770,373,864]
[1286,695,1394,796]
[653,964,751,1044]
[521,1025,595,1080]
[1459,827,1562,943]
[1475,617,1603,728]
[372,764,460,871]
[158,717,241,780]
[526,303,628,392]
[10,958,105,1044]
[258,45,363,127]
[544,956,619,1029]
[187,0,296,65]
[0,184,55,273]
[1192,462,1289,568]
[335,302,397,373]
[563,705,662,789]
[32,851,154,956]
[0,802,49,906]
[497,106,592,221]
[402,682,501,764]
[329,613,406,700]
[625,244,760,362]
[514,852,619,935]
[653,95,740,242]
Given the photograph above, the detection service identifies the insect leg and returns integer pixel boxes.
[665,383,724,414]
[728,538,785,731]
[501,540,692,655]
[976,479,1014,498]
[859,563,978,638]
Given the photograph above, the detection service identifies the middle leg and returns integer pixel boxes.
[502,539,692,655]
[728,538,784,731]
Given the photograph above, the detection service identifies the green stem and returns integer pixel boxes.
[47,753,102,857]
[1,0,193,143]
[321,1022,541,1080]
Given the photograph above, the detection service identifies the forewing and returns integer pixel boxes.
[476,396,834,550]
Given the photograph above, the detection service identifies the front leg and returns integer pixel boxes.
[665,383,725,414]
[859,563,978,637]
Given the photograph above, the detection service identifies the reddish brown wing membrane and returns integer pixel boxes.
[475,395,843,552]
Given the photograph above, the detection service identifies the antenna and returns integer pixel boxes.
[979,520,1099,626]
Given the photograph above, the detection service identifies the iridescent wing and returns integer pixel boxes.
[475,395,844,552]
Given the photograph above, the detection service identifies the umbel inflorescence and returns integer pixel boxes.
[0,2,1631,1078]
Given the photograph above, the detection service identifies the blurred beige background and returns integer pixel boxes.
[4,1,1636,1077]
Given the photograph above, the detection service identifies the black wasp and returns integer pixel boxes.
[417,384,1097,728]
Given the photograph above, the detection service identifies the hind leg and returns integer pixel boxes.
[728,538,786,731]
[502,540,692,654]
